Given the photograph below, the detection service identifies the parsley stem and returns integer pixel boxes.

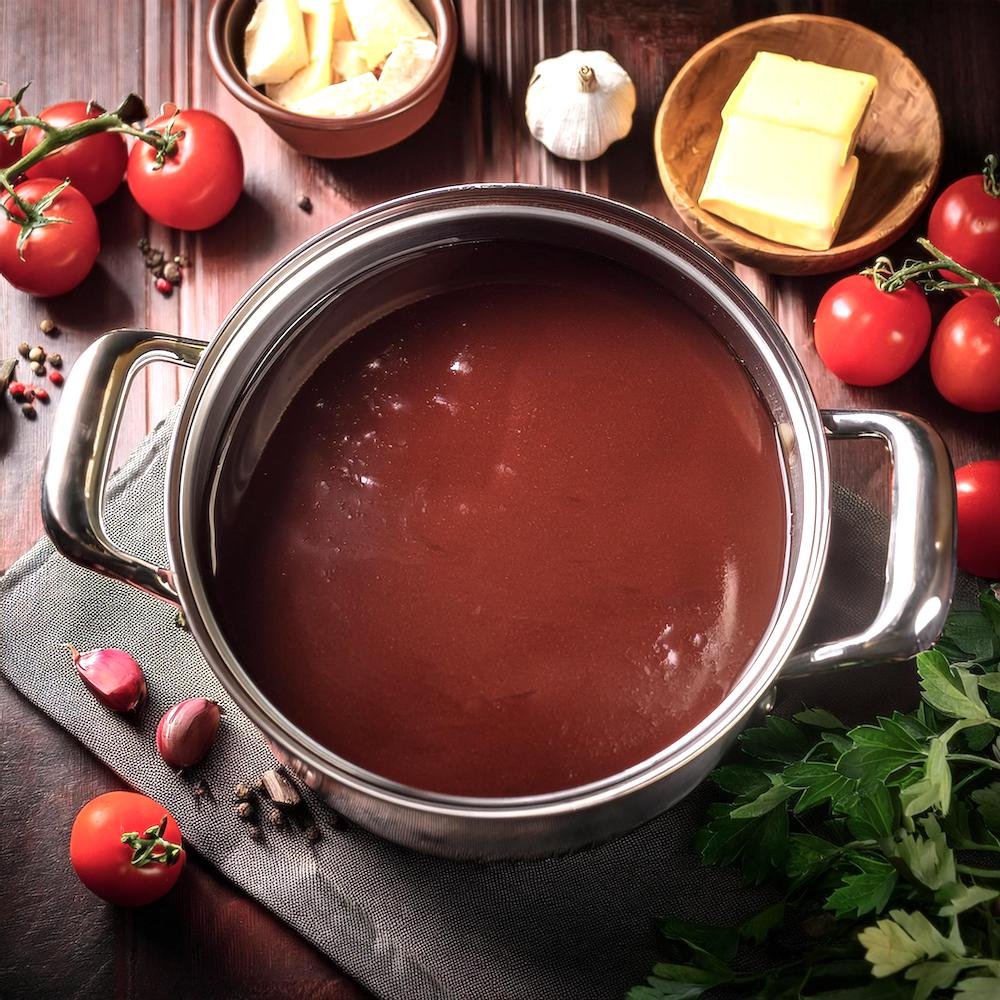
[956,864,1000,879]
[949,754,1000,772]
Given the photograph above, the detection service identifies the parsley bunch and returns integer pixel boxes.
[630,589,1000,1000]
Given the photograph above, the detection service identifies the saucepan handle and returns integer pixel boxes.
[782,409,956,679]
[41,328,206,606]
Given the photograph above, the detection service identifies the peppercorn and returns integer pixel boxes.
[28,345,45,363]
[155,276,172,295]
[21,403,36,420]
[192,778,209,798]
[236,801,254,820]
[49,370,64,386]
[34,387,49,403]
[47,353,62,368]
[163,260,181,283]
[29,361,45,376]
[247,824,262,842]
[145,249,165,269]
[267,807,285,828]
[304,824,322,844]
[38,318,55,335]
[137,236,150,251]
[22,386,35,402]
[297,194,313,213]
[17,342,30,358]
[233,782,251,801]
[8,381,25,399]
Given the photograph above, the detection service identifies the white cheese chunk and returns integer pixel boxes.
[342,0,433,68]
[245,0,309,86]
[376,37,437,105]
[332,40,370,81]
[266,5,337,106]
[290,72,380,117]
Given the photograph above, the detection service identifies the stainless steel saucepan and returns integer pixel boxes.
[41,185,956,859]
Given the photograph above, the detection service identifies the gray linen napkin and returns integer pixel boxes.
[0,405,932,1000]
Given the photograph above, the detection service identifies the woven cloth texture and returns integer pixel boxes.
[1,405,952,1000]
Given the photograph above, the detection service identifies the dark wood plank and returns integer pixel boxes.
[2,2,999,998]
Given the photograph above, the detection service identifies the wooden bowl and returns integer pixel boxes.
[654,14,942,275]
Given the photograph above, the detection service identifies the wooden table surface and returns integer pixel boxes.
[1,2,998,998]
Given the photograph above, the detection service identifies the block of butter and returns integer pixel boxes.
[700,116,859,251]
[723,52,877,165]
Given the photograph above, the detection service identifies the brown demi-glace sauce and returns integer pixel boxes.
[214,245,788,797]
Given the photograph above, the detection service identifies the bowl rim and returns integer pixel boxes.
[206,0,458,131]
[653,12,943,273]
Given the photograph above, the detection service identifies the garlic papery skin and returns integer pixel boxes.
[525,49,636,161]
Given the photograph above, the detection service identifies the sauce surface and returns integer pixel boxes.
[214,247,787,796]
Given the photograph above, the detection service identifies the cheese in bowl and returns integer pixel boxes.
[244,0,438,117]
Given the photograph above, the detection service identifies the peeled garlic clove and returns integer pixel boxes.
[68,645,147,713]
[156,698,221,769]
[525,49,636,161]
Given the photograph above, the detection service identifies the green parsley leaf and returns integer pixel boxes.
[904,960,964,1000]
[847,783,896,841]
[738,716,810,764]
[899,737,952,818]
[738,901,785,945]
[943,611,998,661]
[795,707,847,730]
[890,817,957,891]
[955,975,1000,999]
[917,650,989,721]
[971,782,1000,831]
[826,858,898,918]
[709,763,772,798]
[784,760,857,813]
[938,884,999,917]
[728,777,794,819]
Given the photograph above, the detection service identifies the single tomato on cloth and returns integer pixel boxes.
[928,155,1000,285]
[0,178,100,297]
[127,107,243,230]
[955,461,1000,579]
[813,273,931,386]
[23,100,128,205]
[929,294,1000,412]
[70,791,185,907]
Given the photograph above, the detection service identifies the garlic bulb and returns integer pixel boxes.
[525,49,636,161]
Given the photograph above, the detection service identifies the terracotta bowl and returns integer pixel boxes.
[207,0,457,159]
[654,14,943,275]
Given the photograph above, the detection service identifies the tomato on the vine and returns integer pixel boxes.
[813,273,932,386]
[23,100,127,206]
[928,155,1000,285]
[70,791,185,907]
[955,460,1000,579]
[0,97,24,169]
[0,178,100,297]
[929,294,1000,412]
[127,108,243,231]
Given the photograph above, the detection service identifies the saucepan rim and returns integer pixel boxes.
[164,183,831,819]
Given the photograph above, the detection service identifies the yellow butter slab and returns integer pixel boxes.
[266,5,337,105]
[722,51,876,164]
[245,0,309,86]
[699,116,859,251]
[343,0,432,67]
[299,0,352,38]
[290,72,380,117]
[376,37,437,105]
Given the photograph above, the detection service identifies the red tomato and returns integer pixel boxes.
[0,178,100,297]
[23,100,127,205]
[70,791,185,907]
[127,108,243,230]
[928,167,1000,285]
[929,294,1000,412]
[0,97,24,170]
[813,274,932,386]
[955,460,1000,579]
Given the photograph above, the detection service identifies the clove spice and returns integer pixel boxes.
[259,768,302,809]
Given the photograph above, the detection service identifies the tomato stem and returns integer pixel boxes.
[984,153,999,199]
[0,90,181,193]
[120,815,183,867]
[861,238,1000,320]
